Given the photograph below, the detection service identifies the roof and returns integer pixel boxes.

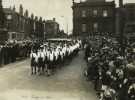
[46,20,55,23]
[47,38,72,42]
[124,3,135,6]
[3,8,15,14]
[124,3,135,8]
[46,20,59,25]
[85,0,105,2]
[72,1,115,8]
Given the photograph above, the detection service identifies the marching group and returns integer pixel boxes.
[84,36,135,100]
[30,40,81,76]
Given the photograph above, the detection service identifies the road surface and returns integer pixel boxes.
[0,51,98,100]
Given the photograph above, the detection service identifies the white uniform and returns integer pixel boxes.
[30,52,38,63]
[37,51,45,62]
[54,50,59,60]
[49,52,54,61]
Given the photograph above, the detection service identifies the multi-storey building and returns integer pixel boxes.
[0,0,8,42]
[72,0,115,37]
[3,5,46,40]
[45,18,60,38]
[123,3,135,41]
[115,1,135,42]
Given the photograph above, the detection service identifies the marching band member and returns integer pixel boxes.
[49,49,54,75]
[43,48,48,73]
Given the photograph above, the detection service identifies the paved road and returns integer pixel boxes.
[0,51,98,100]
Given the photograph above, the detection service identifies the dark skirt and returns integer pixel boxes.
[31,60,37,67]
[48,61,53,70]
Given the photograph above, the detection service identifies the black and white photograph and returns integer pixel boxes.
[0,0,135,100]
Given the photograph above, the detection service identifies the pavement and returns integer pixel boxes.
[0,51,98,100]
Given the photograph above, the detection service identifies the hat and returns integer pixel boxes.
[102,46,109,50]
[117,56,124,60]
[88,57,92,61]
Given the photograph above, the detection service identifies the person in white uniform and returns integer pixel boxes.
[30,50,37,75]
[37,49,45,75]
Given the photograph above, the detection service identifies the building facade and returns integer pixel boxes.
[121,3,135,42]
[0,0,4,28]
[124,3,135,39]
[0,0,8,42]
[72,0,115,37]
[3,5,46,41]
[45,18,60,38]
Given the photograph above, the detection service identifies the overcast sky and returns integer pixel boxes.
[2,0,135,34]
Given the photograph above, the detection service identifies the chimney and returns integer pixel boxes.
[53,18,56,22]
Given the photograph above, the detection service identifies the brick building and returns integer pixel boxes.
[3,5,46,40]
[123,3,135,41]
[0,0,8,42]
[72,0,115,37]
[45,18,60,38]
[115,2,135,42]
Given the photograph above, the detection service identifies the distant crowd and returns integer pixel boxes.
[0,40,32,66]
[84,36,135,100]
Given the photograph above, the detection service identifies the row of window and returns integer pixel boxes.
[82,23,98,32]
[8,32,24,40]
[81,9,108,17]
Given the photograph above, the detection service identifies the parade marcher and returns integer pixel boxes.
[30,50,37,75]
[37,49,45,75]
[0,45,3,66]
[49,49,55,74]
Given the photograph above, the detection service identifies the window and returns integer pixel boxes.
[93,22,98,31]
[103,10,108,17]
[93,9,98,16]
[12,33,16,39]
[82,24,86,32]
[82,10,86,17]
[89,9,92,16]
[81,0,86,2]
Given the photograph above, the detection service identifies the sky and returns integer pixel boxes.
[2,0,135,34]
